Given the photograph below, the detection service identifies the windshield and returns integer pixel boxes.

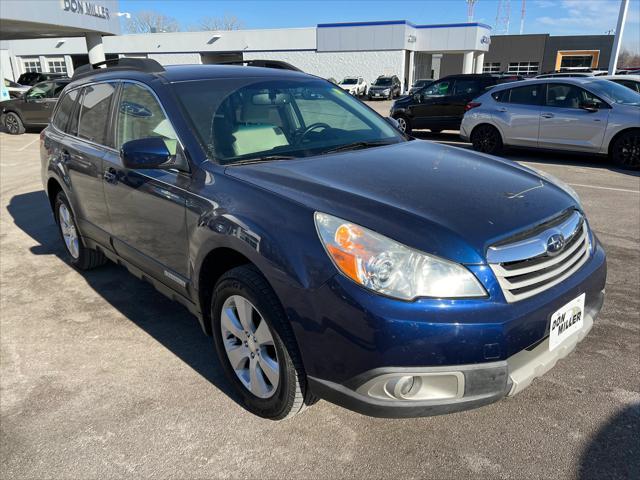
[373,78,392,86]
[341,78,357,85]
[586,79,640,105]
[175,78,404,165]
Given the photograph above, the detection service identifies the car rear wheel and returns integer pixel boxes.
[394,115,412,134]
[4,112,25,135]
[610,130,640,170]
[54,191,107,270]
[211,265,315,420]
[471,124,503,155]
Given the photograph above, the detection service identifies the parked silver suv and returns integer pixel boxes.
[460,78,640,169]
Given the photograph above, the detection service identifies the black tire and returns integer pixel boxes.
[610,130,640,170]
[4,112,25,135]
[394,114,412,134]
[430,129,443,134]
[471,124,503,155]
[211,265,315,420]
[54,191,107,270]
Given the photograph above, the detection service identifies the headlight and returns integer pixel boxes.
[314,212,487,300]
[526,166,582,208]
[383,88,391,94]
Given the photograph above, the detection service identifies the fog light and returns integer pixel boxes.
[358,371,465,402]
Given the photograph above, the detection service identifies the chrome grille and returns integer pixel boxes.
[487,210,591,302]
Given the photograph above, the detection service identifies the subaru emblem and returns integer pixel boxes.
[546,233,565,256]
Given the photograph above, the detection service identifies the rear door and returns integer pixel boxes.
[61,82,116,242]
[103,81,190,291]
[490,83,542,147]
[538,83,610,152]
[448,78,485,123]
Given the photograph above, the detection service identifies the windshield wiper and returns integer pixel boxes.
[321,140,395,155]
[230,155,297,166]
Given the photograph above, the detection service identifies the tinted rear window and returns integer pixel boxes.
[507,84,541,105]
[77,83,116,146]
[52,89,79,132]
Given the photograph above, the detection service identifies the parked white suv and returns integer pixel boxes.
[460,77,640,170]
[338,77,368,96]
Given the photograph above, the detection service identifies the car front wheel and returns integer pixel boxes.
[610,130,640,170]
[471,124,503,155]
[211,265,314,420]
[394,115,412,134]
[4,112,25,135]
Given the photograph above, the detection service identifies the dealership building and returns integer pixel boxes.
[0,0,615,91]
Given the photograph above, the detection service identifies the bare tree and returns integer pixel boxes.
[125,10,180,34]
[189,15,244,32]
[617,49,640,68]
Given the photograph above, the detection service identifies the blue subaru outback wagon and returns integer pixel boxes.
[41,59,606,419]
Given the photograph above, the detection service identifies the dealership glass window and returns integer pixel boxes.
[52,89,79,132]
[560,55,593,69]
[22,58,41,73]
[47,58,67,74]
[483,62,501,73]
[116,83,177,153]
[77,83,116,146]
[507,62,540,75]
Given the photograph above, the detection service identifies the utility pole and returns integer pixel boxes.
[609,0,629,74]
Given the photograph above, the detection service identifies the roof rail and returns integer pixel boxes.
[72,58,165,79]
[216,59,302,72]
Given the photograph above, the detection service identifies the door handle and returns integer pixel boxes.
[103,168,117,184]
[541,113,554,118]
[497,107,508,112]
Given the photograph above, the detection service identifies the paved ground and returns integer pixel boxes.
[1,118,639,479]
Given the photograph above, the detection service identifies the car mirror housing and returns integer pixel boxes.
[385,116,400,130]
[121,137,175,170]
[580,100,600,112]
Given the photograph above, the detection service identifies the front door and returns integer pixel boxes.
[410,78,455,128]
[538,83,610,152]
[103,81,190,292]
[21,81,59,124]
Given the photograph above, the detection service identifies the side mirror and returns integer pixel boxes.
[580,100,599,112]
[121,137,174,169]
[413,93,422,103]
[385,116,400,130]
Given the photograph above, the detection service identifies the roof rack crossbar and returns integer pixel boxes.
[215,60,302,72]
[72,58,165,79]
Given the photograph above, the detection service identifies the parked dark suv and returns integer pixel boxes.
[368,75,401,100]
[41,59,606,420]
[2,79,70,134]
[17,71,69,86]
[390,74,521,134]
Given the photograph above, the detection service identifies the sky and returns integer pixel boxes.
[119,0,640,52]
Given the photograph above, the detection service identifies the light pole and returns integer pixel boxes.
[608,0,629,74]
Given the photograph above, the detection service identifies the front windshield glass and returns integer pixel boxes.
[175,78,404,164]
[341,78,357,85]
[373,77,392,86]
[586,79,640,105]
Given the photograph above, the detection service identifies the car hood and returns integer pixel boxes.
[224,141,577,264]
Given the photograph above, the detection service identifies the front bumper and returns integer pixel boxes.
[309,289,604,418]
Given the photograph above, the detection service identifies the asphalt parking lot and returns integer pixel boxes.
[1,110,638,479]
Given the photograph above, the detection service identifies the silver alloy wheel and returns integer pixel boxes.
[58,203,79,259]
[396,117,407,133]
[220,295,280,398]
